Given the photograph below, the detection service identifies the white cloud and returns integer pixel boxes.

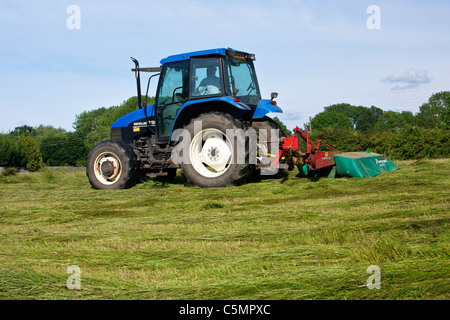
[382,70,431,90]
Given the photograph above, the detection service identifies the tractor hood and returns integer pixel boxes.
[112,105,155,128]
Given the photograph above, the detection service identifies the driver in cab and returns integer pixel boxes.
[197,66,221,95]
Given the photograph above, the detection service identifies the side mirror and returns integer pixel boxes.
[271,92,278,100]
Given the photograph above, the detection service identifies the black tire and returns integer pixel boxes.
[180,112,252,188]
[86,140,137,190]
[251,116,286,175]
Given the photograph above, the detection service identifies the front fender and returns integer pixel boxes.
[252,99,283,119]
[178,96,251,114]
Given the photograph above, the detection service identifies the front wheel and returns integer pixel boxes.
[180,112,252,188]
[86,140,137,190]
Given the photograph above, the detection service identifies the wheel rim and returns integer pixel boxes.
[190,128,233,178]
[93,152,122,185]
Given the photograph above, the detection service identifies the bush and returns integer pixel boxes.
[19,135,42,172]
[309,127,364,152]
[361,128,449,160]
[40,132,88,166]
[0,134,26,167]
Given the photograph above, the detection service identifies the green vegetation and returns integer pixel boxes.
[18,135,42,172]
[0,92,448,170]
[273,116,293,137]
[307,91,450,160]
[73,96,154,152]
[309,126,449,160]
[308,91,449,132]
[0,159,448,299]
[0,97,153,170]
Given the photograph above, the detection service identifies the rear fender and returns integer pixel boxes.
[170,97,252,140]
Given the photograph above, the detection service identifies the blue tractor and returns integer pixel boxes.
[86,48,284,189]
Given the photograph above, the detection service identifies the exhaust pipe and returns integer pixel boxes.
[131,57,143,109]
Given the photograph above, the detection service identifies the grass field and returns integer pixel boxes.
[0,159,448,300]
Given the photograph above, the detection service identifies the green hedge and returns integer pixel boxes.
[310,127,449,160]
[363,128,449,160]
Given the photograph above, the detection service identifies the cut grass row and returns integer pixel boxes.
[0,159,448,299]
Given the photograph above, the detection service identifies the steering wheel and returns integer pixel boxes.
[171,86,184,103]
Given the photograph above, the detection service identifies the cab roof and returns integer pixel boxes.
[159,48,254,65]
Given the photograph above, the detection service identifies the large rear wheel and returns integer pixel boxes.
[86,140,137,190]
[180,112,251,188]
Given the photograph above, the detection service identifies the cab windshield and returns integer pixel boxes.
[224,57,260,106]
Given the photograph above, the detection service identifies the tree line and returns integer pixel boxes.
[306,91,449,160]
[0,96,151,171]
[0,92,448,172]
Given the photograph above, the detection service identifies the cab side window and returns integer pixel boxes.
[191,57,222,97]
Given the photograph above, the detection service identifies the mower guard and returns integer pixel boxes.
[333,151,399,178]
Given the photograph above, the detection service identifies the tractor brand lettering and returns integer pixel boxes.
[133,121,155,127]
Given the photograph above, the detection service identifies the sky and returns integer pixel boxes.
[0,0,449,133]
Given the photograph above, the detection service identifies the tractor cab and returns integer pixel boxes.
[155,49,261,141]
